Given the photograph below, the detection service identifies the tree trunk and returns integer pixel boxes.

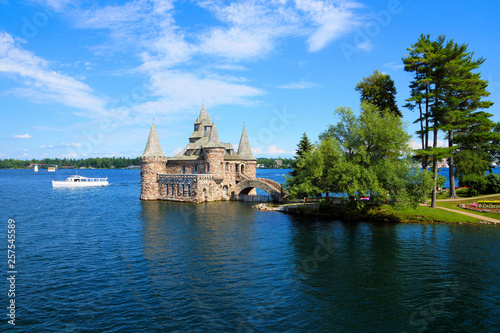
[431,126,438,208]
[448,131,458,199]
[424,88,430,171]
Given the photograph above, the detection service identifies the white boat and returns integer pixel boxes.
[52,175,108,188]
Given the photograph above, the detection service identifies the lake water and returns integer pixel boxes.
[1,168,499,332]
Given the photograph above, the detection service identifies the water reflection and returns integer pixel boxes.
[138,200,500,332]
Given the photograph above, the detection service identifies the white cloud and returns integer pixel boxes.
[252,145,293,155]
[29,0,75,12]
[277,81,318,89]
[295,0,364,52]
[61,152,78,158]
[41,142,82,149]
[356,40,373,52]
[0,32,109,118]
[383,62,404,70]
[13,133,31,139]
[410,139,448,150]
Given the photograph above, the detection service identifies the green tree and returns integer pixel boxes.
[355,70,401,117]
[296,132,313,159]
[286,103,432,210]
[291,132,313,176]
[403,34,494,204]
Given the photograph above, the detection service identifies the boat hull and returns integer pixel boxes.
[52,180,108,188]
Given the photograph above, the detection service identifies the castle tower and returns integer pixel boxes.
[203,122,225,182]
[140,123,168,200]
[189,104,213,143]
[237,126,257,178]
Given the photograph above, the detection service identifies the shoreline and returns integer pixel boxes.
[253,202,500,225]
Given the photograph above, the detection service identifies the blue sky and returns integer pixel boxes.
[0,0,499,160]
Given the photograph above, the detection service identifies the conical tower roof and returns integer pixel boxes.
[142,123,165,157]
[204,123,224,148]
[194,104,211,125]
[237,126,256,160]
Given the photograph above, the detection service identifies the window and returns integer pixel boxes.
[204,126,211,136]
[207,163,210,173]
[209,184,212,196]
[182,166,186,174]
[225,163,229,172]
[193,165,198,174]
[194,124,199,131]
[188,184,191,197]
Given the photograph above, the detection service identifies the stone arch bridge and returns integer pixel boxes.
[230,178,286,202]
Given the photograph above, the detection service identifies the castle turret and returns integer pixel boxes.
[237,126,257,178]
[190,104,213,142]
[140,123,168,200]
[203,122,225,182]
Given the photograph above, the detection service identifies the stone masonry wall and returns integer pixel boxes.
[203,148,225,181]
[140,156,168,200]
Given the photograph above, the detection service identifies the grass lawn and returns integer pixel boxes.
[371,205,480,224]
[435,195,500,220]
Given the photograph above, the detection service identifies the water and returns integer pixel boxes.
[0,169,499,332]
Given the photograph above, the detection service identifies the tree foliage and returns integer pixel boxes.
[0,157,142,169]
[355,70,401,117]
[285,103,432,209]
[403,34,494,204]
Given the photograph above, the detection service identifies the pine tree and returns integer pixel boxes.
[291,132,313,177]
[296,132,313,158]
[403,34,494,204]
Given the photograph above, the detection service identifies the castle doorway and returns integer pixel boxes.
[222,185,228,196]
[241,164,245,173]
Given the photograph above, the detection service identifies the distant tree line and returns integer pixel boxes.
[256,157,294,168]
[0,157,142,169]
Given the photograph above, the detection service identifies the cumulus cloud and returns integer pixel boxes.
[410,139,448,150]
[252,145,293,155]
[13,133,31,139]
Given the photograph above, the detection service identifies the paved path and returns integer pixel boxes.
[430,205,500,224]
[422,193,500,223]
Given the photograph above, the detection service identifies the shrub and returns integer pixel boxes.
[460,174,487,196]
[485,173,500,194]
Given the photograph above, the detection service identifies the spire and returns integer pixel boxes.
[237,126,256,160]
[204,123,224,148]
[195,104,211,125]
[142,123,165,157]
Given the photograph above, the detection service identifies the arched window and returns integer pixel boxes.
[225,163,229,172]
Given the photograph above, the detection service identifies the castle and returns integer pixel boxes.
[140,105,285,203]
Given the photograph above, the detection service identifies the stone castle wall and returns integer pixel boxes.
[140,156,168,200]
